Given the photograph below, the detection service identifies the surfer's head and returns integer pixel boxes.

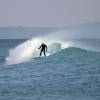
[42,43,45,45]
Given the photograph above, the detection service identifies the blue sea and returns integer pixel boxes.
[0,39,100,100]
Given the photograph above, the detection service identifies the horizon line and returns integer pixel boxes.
[0,21,100,28]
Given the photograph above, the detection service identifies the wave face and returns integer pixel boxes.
[1,47,100,100]
[5,38,71,65]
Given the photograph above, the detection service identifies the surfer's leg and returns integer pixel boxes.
[44,50,46,57]
[40,50,42,57]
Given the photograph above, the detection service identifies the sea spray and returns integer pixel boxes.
[5,38,42,65]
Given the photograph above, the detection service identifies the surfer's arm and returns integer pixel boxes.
[38,45,42,49]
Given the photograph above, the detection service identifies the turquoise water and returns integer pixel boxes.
[0,39,100,100]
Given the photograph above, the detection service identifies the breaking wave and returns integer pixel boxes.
[5,37,71,65]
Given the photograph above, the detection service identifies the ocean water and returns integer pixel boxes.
[0,39,100,100]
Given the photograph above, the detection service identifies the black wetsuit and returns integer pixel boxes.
[39,43,47,57]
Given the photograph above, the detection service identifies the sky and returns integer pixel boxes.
[0,0,100,27]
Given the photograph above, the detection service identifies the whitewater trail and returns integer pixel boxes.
[5,37,71,65]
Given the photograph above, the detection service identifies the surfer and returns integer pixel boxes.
[38,43,47,57]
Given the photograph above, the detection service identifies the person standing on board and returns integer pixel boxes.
[38,43,47,57]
